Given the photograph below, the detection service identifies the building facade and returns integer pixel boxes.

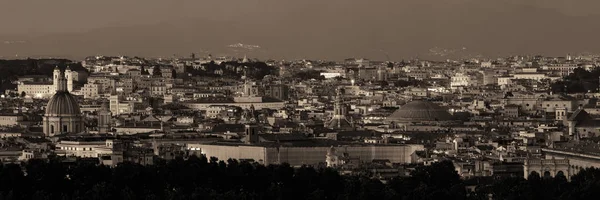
[188,143,424,167]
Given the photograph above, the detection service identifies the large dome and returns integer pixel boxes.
[45,92,81,116]
[387,100,453,122]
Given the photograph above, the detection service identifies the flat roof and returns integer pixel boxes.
[198,139,415,148]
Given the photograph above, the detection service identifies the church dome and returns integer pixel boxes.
[45,91,81,116]
[387,100,453,122]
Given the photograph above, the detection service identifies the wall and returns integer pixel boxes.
[189,143,424,167]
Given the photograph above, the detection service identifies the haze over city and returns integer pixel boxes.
[2,0,600,60]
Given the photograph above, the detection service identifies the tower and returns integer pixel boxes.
[98,101,112,134]
[109,94,120,115]
[248,104,257,123]
[65,66,74,92]
[53,66,61,92]
[325,87,354,130]
[243,103,260,144]
[333,89,345,116]
[377,66,387,81]
[244,124,259,144]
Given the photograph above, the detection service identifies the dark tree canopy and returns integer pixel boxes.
[551,67,600,93]
[141,66,149,75]
[2,157,600,200]
[293,70,325,81]
[152,66,162,76]
[185,61,276,80]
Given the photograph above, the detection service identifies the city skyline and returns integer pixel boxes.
[1,49,600,199]
[3,1,600,199]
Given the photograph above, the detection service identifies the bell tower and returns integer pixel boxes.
[325,87,354,130]
[53,66,61,92]
[98,101,112,134]
[65,66,74,92]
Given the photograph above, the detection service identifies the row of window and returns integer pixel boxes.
[520,103,582,108]
[61,146,94,151]
[49,124,78,133]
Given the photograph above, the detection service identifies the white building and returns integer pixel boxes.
[110,95,134,115]
[56,140,108,158]
[82,83,101,99]
[497,77,512,86]
[188,142,424,167]
[18,67,77,98]
[450,73,470,89]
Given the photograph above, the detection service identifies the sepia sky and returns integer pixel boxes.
[0,0,599,60]
[1,0,599,35]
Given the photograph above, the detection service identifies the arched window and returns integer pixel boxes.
[528,171,540,180]
[556,171,566,180]
[543,171,552,179]
[50,125,54,134]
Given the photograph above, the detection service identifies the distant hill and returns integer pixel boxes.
[0,0,598,60]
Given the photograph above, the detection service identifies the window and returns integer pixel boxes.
[50,125,54,134]
[63,125,68,132]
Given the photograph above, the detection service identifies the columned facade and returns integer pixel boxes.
[524,158,571,181]
[43,114,84,136]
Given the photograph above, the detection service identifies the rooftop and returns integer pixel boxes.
[204,138,415,148]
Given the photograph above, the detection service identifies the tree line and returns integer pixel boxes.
[551,67,600,94]
[1,156,600,200]
[185,61,276,80]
